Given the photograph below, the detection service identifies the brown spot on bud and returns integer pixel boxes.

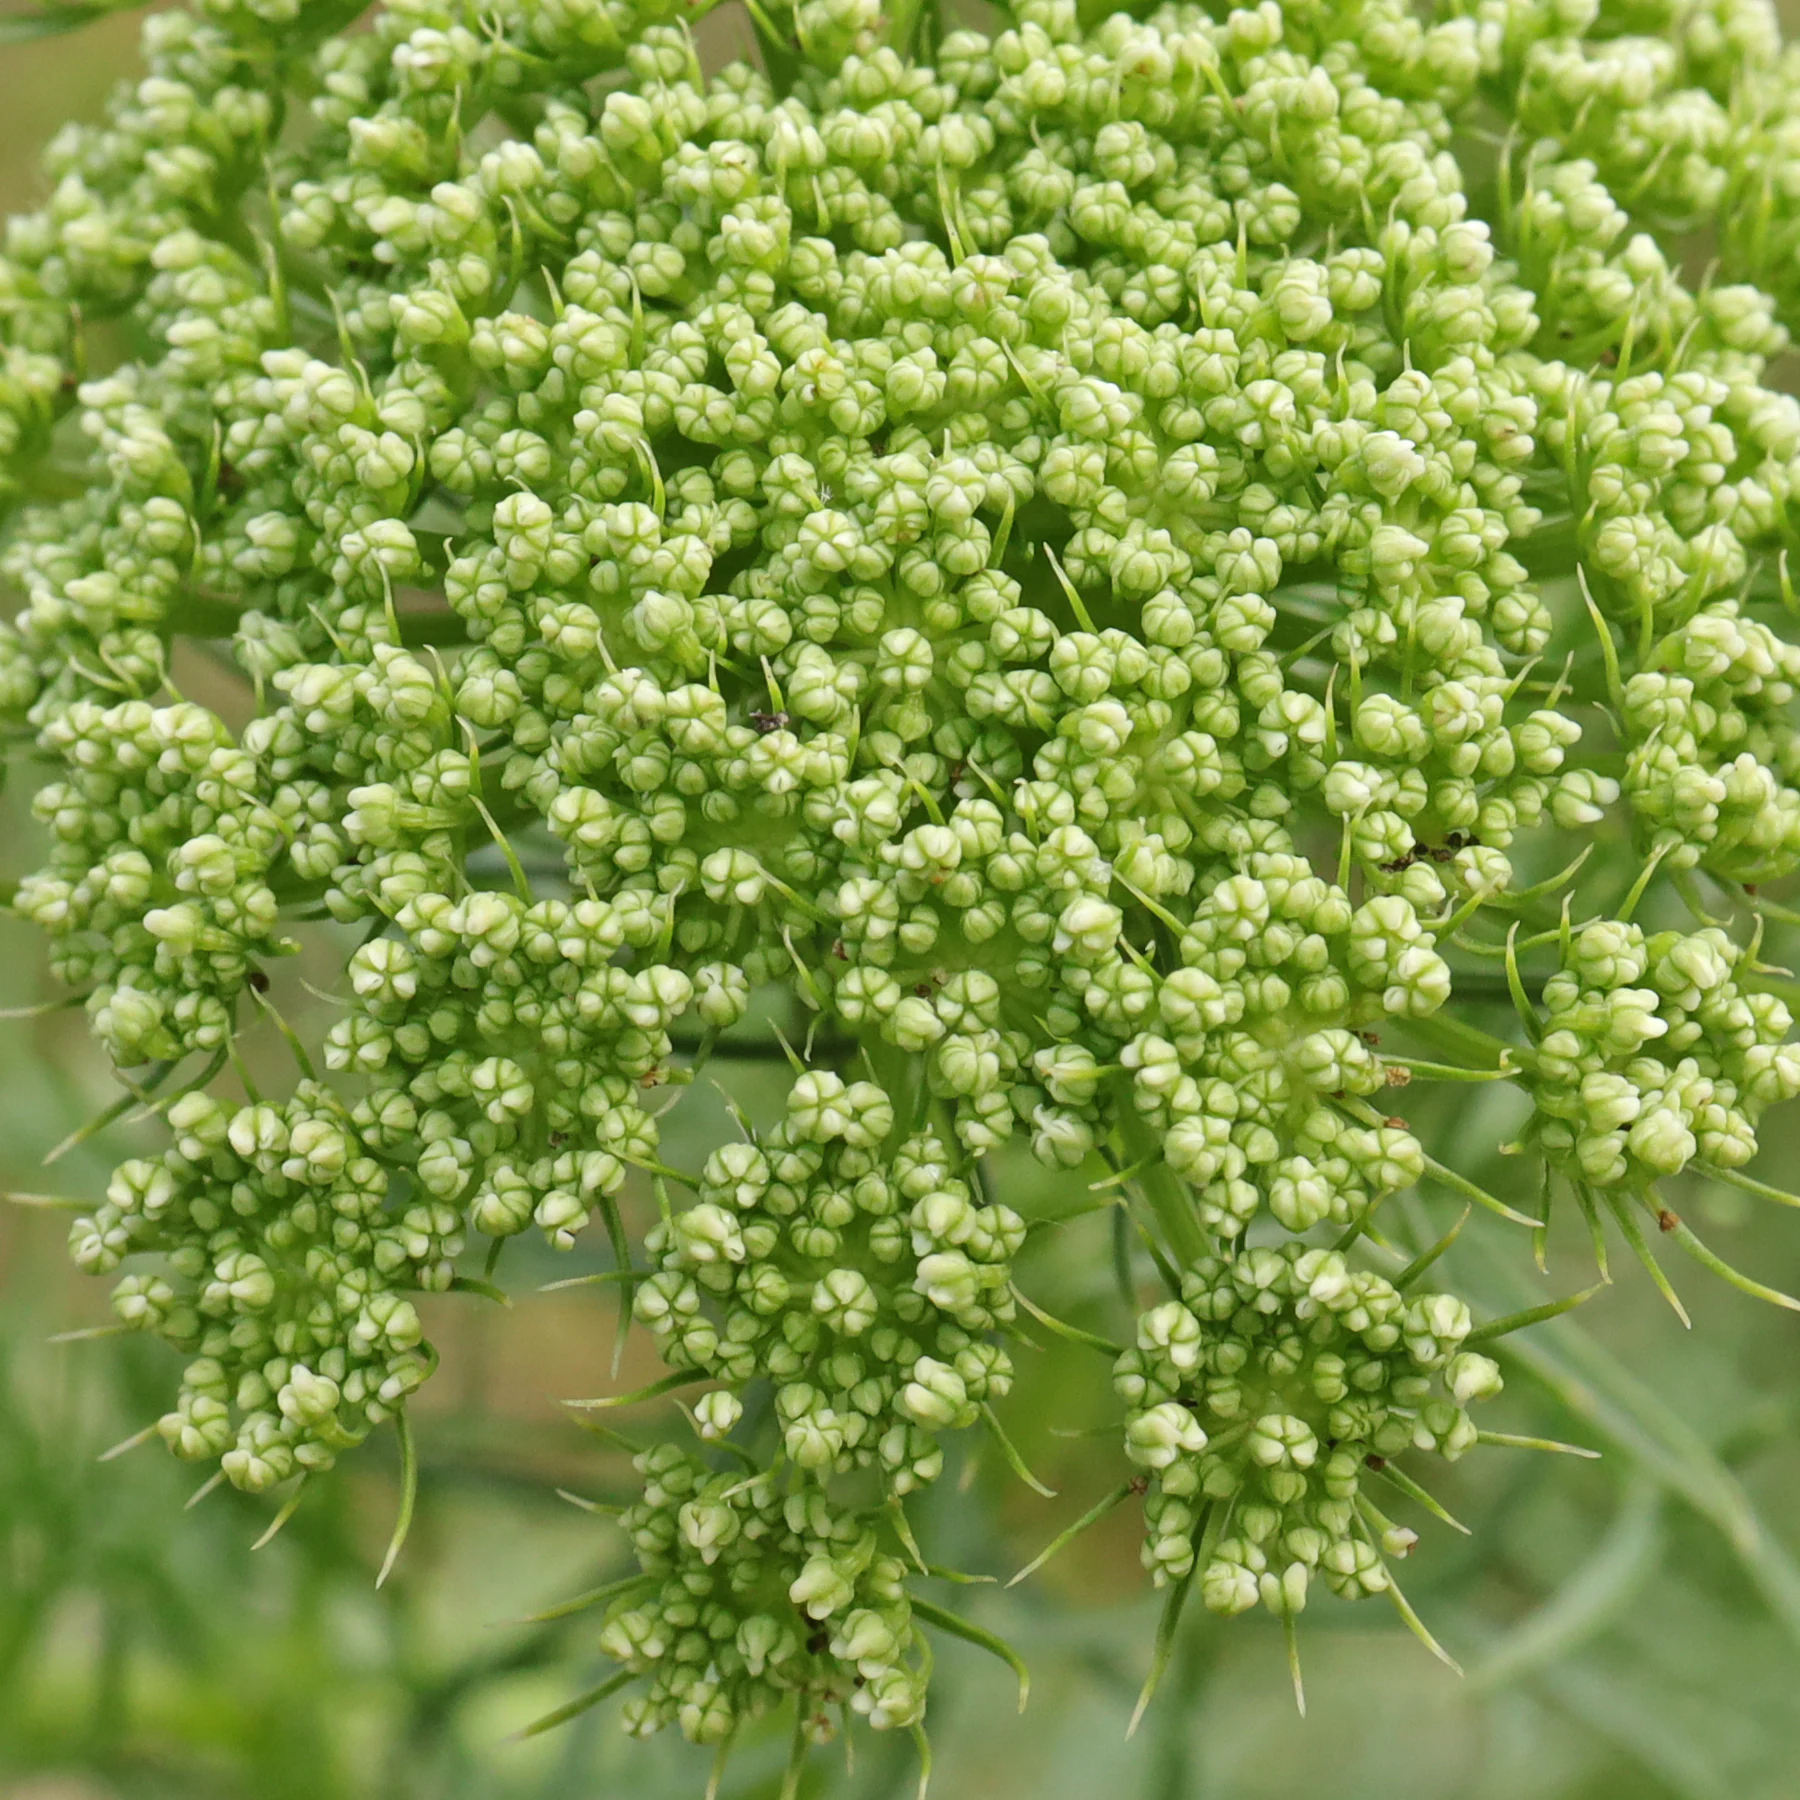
[1658,1209,1679,1233]
[831,938,848,960]
[1385,1066,1412,1087]
[1384,1116,1408,1130]
[246,969,271,994]
[1365,1454,1387,1470]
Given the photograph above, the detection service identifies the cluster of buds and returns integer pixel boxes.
[1527,919,1800,1190]
[640,1086,1020,1492]
[1620,599,1800,882]
[606,1443,927,1743]
[1115,1245,1496,1616]
[15,700,288,1066]
[1137,853,1435,1238]
[323,886,678,1250]
[68,1082,433,1493]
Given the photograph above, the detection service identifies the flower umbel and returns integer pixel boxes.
[12,0,1800,1778]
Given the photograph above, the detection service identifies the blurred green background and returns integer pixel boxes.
[6,8,1800,1798]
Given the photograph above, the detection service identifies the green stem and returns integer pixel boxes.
[1115,1112,1207,1268]
[1399,1011,1535,1075]
[164,594,249,637]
